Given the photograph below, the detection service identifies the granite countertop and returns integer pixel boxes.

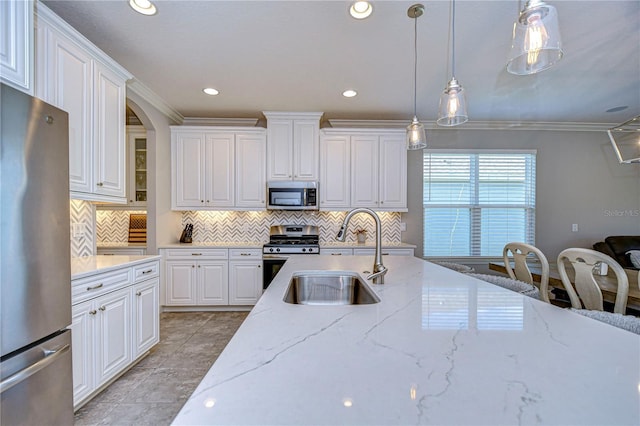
[173,255,639,425]
[71,255,161,280]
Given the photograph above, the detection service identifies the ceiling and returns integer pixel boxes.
[41,0,640,126]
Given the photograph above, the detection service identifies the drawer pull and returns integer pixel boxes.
[87,283,104,291]
[240,253,251,256]
[331,253,342,256]
[191,253,203,256]
[89,310,97,315]
[141,269,153,274]
[98,306,106,311]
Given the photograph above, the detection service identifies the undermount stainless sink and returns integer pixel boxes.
[283,271,380,305]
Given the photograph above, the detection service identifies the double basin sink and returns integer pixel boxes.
[283,271,380,305]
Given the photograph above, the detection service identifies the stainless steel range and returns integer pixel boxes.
[262,225,320,289]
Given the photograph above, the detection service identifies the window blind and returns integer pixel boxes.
[423,150,536,257]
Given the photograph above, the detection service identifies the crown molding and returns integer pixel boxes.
[326,119,618,132]
[181,117,261,127]
[127,79,183,124]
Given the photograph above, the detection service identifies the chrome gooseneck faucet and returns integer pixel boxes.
[335,208,388,284]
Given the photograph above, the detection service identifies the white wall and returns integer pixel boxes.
[403,128,640,262]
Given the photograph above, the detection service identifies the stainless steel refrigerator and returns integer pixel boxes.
[0,84,74,424]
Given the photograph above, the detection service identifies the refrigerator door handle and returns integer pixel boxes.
[0,344,70,394]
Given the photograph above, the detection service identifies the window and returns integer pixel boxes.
[423,150,536,257]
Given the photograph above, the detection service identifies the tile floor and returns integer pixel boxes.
[73,311,248,426]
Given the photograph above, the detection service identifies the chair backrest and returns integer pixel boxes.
[468,273,540,300]
[503,242,550,303]
[557,248,629,314]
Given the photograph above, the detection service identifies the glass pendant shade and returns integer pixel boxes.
[507,0,563,75]
[437,77,468,126]
[406,116,427,150]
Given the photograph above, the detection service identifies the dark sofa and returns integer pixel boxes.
[593,236,640,269]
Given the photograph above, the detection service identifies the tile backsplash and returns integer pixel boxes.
[180,211,402,244]
[70,199,95,258]
[96,210,147,243]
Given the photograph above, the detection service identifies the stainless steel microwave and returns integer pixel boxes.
[266,181,318,210]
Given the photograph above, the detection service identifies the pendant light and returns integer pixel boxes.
[507,0,563,75]
[406,4,427,150]
[436,0,468,127]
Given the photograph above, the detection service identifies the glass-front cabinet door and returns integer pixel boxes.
[128,126,147,206]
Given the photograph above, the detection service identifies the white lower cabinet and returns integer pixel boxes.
[229,249,262,305]
[161,248,262,307]
[70,259,159,409]
[132,278,160,358]
[320,248,415,257]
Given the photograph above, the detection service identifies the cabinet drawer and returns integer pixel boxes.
[320,248,353,256]
[353,248,415,256]
[72,269,132,305]
[164,248,228,259]
[229,248,262,260]
[133,261,159,283]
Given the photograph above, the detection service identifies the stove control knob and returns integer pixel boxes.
[302,248,306,252]
[269,248,274,253]
[308,247,314,253]
[276,248,280,253]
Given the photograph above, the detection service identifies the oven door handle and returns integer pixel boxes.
[263,254,290,260]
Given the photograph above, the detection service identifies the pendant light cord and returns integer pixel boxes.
[451,0,456,78]
[413,10,418,117]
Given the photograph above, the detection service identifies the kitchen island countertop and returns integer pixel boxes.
[173,255,639,425]
[71,255,160,280]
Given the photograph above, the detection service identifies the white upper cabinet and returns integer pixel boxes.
[264,112,322,181]
[35,4,131,203]
[320,129,407,212]
[171,126,266,210]
[319,134,350,209]
[0,0,33,93]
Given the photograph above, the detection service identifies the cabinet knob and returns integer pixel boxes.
[136,291,142,296]
[130,199,133,202]
[99,306,106,311]
[192,265,195,268]
[197,265,201,268]
[97,182,103,187]
[206,200,210,203]
[258,265,261,268]
[89,310,97,315]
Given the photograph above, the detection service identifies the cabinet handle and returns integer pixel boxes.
[201,200,204,203]
[192,265,195,268]
[382,253,390,256]
[331,253,342,256]
[141,269,153,274]
[130,199,133,202]
[191,253,202,256]
[87,283,103,291]
[240,253,251,256]
[380,201,384,204]
[89,310,97,315]
[136,291,142,296]
[99,306,106,311]
[96,182,103,187]
[197,265,201,268]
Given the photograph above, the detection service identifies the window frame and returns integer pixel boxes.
[423,149,537,258]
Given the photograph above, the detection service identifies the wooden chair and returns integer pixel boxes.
[557,248,629,314]
[468,273,540,299]
[503,242,550,303]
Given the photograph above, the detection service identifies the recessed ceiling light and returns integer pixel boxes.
[350,1,372,19]
[342,89,357,98]
[129,0,157,16]
[203,88,219,96]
